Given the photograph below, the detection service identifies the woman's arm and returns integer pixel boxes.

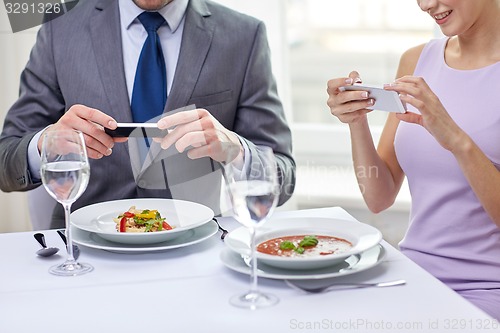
[326,45,424,213]
[363,44,425,212]
[454,138,500,227]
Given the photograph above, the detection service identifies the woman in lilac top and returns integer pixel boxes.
[326,0,500,319]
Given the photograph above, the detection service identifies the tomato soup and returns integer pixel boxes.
[257,235,352,258]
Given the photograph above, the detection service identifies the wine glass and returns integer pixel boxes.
[40,129,93,276]
[223,145,280,309]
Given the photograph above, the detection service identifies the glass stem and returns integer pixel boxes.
[249,226,258,295]
[63,203,75,262]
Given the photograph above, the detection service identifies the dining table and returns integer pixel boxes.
[1,206,497,333]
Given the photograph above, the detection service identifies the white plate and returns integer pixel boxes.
[220,244,385,280]
[225,217,382,270]
[71,199,214,245]
[72,220,218,253]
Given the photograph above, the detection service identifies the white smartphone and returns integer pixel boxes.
[339,84,406,113]
[105,123,167,137]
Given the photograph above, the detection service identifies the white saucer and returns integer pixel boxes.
[220,244,385,280]
[72,220,218,253]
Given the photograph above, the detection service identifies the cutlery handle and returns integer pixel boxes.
[326,280,406,291]
[376,280,406,287]
[34,233,47,248]
[57,229,80,259]
[57,230,67,244]
[213,218,229,240]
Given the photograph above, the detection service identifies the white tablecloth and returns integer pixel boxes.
[0,207,496,333]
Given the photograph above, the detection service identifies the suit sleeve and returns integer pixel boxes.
[234,22,296,206]
[0,21,65,192]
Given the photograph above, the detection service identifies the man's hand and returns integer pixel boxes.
[157,108,243,163]
[38,104,120,159]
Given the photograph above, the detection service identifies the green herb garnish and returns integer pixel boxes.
[278,235,319,255]
[144,221,154,232]
[294,246,305,254]
[299,235,318,247]
[280,241,296,250]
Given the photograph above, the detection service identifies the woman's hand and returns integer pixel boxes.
[385,76,468,152]
[327,71,374,124]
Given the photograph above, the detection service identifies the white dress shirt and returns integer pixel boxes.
[119,0,188,100]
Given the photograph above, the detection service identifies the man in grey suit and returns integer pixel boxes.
[0,0,295,228]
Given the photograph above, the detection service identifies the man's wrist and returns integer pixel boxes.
[28,127,50,181]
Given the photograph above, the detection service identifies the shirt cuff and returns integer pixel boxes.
[239,138,251,175]
[27,129,45,181]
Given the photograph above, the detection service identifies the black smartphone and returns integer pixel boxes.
[105,123,167,137]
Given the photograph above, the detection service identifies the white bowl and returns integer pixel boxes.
[224,216,382,270]
[71,198,214,245]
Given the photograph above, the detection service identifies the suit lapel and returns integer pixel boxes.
[166,0,214,112]
[90,0,132,121]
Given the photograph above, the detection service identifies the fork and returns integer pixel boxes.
[212,218,229,240]
[285,279,406,293]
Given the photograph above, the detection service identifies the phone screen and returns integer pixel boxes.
[105,123,167,137]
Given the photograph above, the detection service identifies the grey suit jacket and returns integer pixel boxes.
[0,0,295,228]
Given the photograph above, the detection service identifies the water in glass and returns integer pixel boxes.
[40,130,93,276]
[223,146,279,309]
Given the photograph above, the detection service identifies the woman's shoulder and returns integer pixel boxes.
[398,39,447,76]
[397,43,427,77]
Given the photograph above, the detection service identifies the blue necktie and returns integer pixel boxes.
[131,12,167,123]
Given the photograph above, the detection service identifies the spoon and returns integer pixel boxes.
[34,233,59,257]
[57,230,80,260]
[285,279,406,293]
